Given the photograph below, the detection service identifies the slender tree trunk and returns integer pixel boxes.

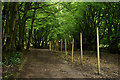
[107,13,112,50]
[26,9,36,50]
[2,3,7,47]
[3,3,9,52]
[18,12,27,51]
[18,3,31,51]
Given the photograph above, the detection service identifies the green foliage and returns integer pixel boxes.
[2,2,120,52]
[3,52,21,65]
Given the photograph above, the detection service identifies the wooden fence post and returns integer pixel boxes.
[61,39,62,52]
[55,40,57,51]
[57,40,59,51]
[80,33,83,64]
[65,39,67,57]
[52,41,54,51]
[72,38,74,62]
[51,41,52,51]
[97,27,100,74]
[53,41,55,51]
[49,41,51,51]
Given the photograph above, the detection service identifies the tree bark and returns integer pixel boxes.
[26,9,36,50]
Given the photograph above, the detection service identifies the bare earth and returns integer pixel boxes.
[17,49,119,78]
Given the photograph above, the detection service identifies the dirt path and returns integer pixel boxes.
[18,49,85,78]
[17,49,119,78]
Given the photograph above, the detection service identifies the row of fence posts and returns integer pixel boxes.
[49,27,100,74]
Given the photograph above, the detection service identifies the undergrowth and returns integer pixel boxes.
[1,51,22,80]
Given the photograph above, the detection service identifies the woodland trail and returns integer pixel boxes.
[18,49,85,78]
[17,49,119,78]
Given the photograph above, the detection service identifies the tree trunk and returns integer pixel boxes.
[26,9,36,50]
[3,3,18,52]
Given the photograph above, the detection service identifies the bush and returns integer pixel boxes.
[3,52,22,65]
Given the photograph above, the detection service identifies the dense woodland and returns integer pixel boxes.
[2,2,120,53]
[1,2,120,79]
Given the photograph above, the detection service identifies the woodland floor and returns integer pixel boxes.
[17,48,120,78]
